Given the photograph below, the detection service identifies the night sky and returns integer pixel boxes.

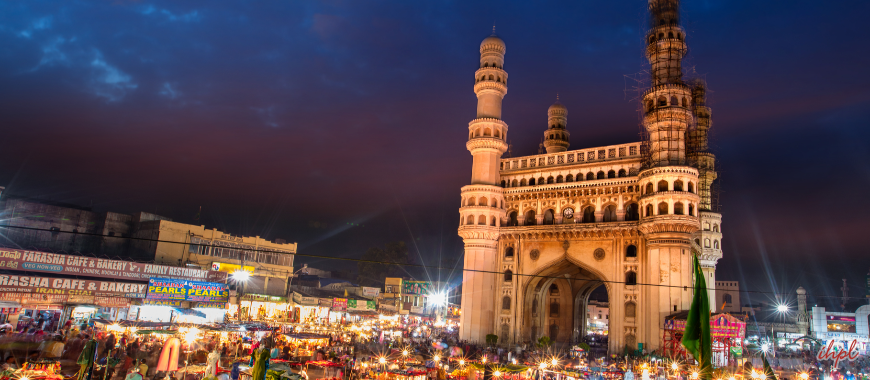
[1,1,869,308]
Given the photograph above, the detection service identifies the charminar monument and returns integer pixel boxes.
[458,0,723,353]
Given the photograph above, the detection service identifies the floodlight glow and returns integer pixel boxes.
[777,304,789,313]
[232,270,251,281]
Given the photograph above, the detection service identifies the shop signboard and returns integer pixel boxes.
[0,275,147,298]
[0,248,227,282]
[410,306,425,315]
[291,292,318,306]
[20,293,68,305]
[196,302,228,309]
[402,281,432,295]
[362,287,381,298]
[143,300,183,307]
[318,298,332,307]
[379,303,397,312]
[348,299,376,311]
[332,298,347,312]
[241,294,286,303]
[146,278,229,303]
[211,262,255,274]
[96,296,131,308]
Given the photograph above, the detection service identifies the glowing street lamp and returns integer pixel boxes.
[434,355,441,362]
[776,304,789,313]
[692,372,700,380]
[459,359,466,367]
[232,270,251,282]
[494,370,502,378]
[800,373,810,380]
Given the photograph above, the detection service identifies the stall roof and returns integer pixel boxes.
[283,332,330,340]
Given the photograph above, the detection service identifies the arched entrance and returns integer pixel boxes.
[522,259,610,348]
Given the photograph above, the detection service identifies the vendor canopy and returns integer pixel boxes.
[283,333,330,340]
[664,312,746,339]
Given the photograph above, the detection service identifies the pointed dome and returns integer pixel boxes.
[548,100,567,115]
[480,34,506,53]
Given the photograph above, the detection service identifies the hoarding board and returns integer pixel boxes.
[0,275,147,298]
[146,278,229,303]
[0,249,226,282]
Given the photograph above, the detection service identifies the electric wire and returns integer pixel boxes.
[0,224,845,301]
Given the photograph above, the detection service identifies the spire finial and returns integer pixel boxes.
[556,93,559,102]
[492,24,496,35]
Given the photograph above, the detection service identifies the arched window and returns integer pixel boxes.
[713,224,719,232]
[649,36,655,44]
[566,174,574,182]
[625,271,637,286]
[547,176,554,184]
[583,206,596,223]
[658,202,668,215]
[467,198,474,206]
[704,238,711,248]
[490,216,496,226]
[723,294,732,305]
[549,299,561,316]
[625,301,636,318]
[682,97,688,107]
[503,296,511,310]
[646,99,654,111]
[674,180,684,191]
[714,240,720,249]
[511,179,518,187]
[524,210,536,226]
[618,169,626,177]
[674,202,684,215]
[505,247,514,258]
[597,171,605,179]
[625,203,640,221]
[466,215,474,225]
[488,75,494,80]
[504,270,513,282]
[538,177,545,185]
[626,245,637,258]
[607,170,616,178]
[484,128,492,136]
[586,172,594,180]
[695,238,701,246]
[549,284,559,295]
[478,215,486,225]
[658,96,667,107]
[500,180,506,187]
[520,179,527,186]
[668,32,674,38]
[688,182,694,193]
[689,204,694,216]
[603,205,617,222]
[549,323,559,341]
[478,197,488,206]
[645,183,654,194]
[529,178,536,186]
[543,209,555,225]
[670,96,678,105]
[658,180,669,191]
[556,175,564,183]
[494,129,500,138]
[508,211,518,226]
[492,198,498,207]
[645,204,653,217]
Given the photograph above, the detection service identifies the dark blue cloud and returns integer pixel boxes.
[0,0,868,299]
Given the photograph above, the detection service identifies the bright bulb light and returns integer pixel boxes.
[777,304,789,313]
[539,363,547,370]
[692,372,699,380]
[232,270,251,281]
[402,350,409,356]
[459,360,465,366]
[379,357,386,364]
[494,371,502,377]
[671,363,679,370]
[551,358,558,366]
[434,356,440,362]
[761,343,770,352]
[800,374,809,380]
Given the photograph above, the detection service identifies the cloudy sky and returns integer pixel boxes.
[1,0,869,307]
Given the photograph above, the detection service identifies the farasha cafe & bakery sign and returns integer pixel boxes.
[0,249,226,282]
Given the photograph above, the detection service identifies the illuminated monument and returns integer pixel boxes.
[457,0,723,352]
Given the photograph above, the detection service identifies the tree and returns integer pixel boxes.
[537,336,552,348]
[357,241,409,287]
[486,334,498,346]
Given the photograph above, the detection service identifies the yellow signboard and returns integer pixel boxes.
[211,262,255,273]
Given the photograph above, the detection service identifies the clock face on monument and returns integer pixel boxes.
[563,208,574,219]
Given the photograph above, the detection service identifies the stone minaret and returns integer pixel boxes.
[638,0,705,345]
[796,286,809,335]
[543,97,569,153]
[458,33,508,343]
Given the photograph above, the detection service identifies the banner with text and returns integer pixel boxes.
[347,299,376,311]
[332,298,347,312]
[402,281,432,295]
[0,249,226,282]
[362,287,381,298]
[0,275,147,298]
[146,278,229,303]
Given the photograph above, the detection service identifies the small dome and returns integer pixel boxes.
[548,101,567,113]
[480,35,506,52]
[796,287,806,294]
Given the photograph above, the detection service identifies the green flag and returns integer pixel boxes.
[762,354,777,380]
[682,253,712,379]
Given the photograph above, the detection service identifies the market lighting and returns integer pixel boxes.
[433,355,441,362]
[539,362,547,370]
[431,291,448,306]
[232,270,251,281]
[551,358,558,367]
[777,304,789,313]
[730,377,736,380]
[761,343,770,353]
[692,372,699,379]
[493,370,502,377]
[459,360,465,366]
[751,370,761,379]
[800,374,809,380]
[671,363,679,371]
[402,349,409,357]
[379,357,386,364]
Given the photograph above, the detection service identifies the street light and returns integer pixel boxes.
[776,304,789,313]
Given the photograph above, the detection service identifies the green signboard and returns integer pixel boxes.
[402,281,432,295]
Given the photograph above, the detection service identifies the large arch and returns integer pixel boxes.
[521,257,612,348]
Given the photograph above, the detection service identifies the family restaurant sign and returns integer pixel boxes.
[0,275,147,298]
[0,249,227,282]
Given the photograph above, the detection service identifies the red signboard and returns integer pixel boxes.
[0,249,226,282]
[0,275,147,298]
[664,313,746,339]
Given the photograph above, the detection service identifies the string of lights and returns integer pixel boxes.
[0,224,837,301]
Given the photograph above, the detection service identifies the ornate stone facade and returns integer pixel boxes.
[458,0,722,353]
